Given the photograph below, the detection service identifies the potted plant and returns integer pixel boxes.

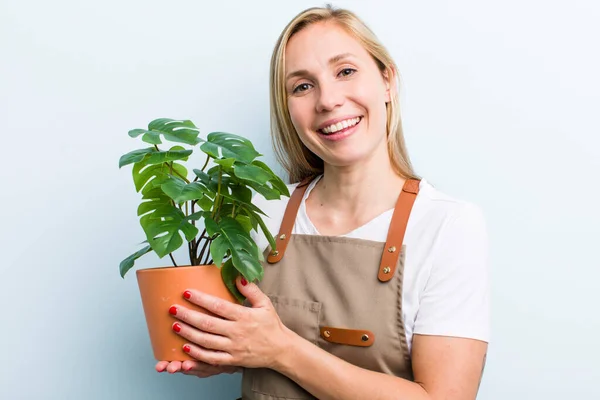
[118,118,289,361]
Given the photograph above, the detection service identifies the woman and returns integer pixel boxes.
[157,5,490,400]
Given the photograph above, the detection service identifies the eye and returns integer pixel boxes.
[293,83,312,93]
[338,68,356,77]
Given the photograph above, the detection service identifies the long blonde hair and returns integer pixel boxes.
[269,4,419,183]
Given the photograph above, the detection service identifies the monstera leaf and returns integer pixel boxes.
[160,176,213,205]
[119,244,152,278]
[128,118,203,146]
[205,216,263,282]
[137,187,199,258]
[200,132,260,164]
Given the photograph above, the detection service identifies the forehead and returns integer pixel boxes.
[284,21,369,72]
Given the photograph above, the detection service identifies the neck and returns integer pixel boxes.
[313,144,406,216]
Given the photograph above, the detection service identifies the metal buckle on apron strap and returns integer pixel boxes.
[320,326,375,347]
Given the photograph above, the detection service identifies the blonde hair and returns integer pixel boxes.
[269,4,419,184]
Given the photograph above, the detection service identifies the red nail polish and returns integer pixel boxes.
[169,306,177,315]
[183,290,191,300]
[241,277,248,286]
[183,345,191,353]
[172,323,181,333]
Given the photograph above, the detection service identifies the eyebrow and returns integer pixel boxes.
[285,52,356,81]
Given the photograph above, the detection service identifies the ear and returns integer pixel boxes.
[382,67,396,103]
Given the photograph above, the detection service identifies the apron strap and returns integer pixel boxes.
[266,177,421,271]
[267,176,313,263]
[377,179,420,282]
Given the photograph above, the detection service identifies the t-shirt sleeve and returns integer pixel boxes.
[413,202,491,343]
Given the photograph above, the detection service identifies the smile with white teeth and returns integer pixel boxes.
[320,117,361,134]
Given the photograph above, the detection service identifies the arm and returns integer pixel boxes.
[273,327,487,400]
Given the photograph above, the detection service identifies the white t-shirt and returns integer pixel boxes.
[251,176,490,353]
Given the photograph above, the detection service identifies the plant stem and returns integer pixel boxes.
[169,253,178,267]
[201,153,210,171]
[199,237,211,265]
[211,166,223,220]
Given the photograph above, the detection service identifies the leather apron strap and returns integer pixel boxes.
[267,177,421,282]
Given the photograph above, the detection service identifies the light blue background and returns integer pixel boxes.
[1,0,598,399]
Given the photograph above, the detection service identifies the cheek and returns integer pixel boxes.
[287,99,314,138]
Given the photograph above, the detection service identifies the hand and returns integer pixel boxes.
[155,360,241,377]
[168,276,291,370]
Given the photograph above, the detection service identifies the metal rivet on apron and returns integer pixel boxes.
[388,246,396,253]
[323,330,331,338]
[361,334,369,342]
[271,250,279,256]
[279,234,286,240]
[383,267,391,274]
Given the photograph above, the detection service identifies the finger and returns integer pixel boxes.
[236,276,270,308]
[166,361,183,374]
[174,321,231,352]
[182,289,245,321]
[182,343,234,367]
[180,360,224,376]
[155,361,169,372]
[170,305,232,336]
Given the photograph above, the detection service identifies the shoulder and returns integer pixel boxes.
[411,179,488,243]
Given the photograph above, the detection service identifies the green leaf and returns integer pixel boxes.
[133,162,188,194]
[147,118,203,146]
[230,185,253,205]
[119,148,155,168]
[143,148,193,166]
[245,180,281,201]
[233,163,272,185]
[186,211,205,221]
[221,259,245,303]
[208,216,263,281]
[251,160,290,197]
[196,195,213,211]
[200,132,260,163]
[142,131,162,145]
[128,129,146,138]
[139,201,199,258]
[192,169,211,186]
[161,178,210,204]
[244,207,277,252]
[235,214,253,233]
[119,245,152,278]
[209,236,229,268]
[214,158,236,169]
[204,215,219,237]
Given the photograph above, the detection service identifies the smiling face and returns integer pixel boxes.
[284,21,393,170]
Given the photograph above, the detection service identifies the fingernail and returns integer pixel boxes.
[169,306,177,315]
[241,277,248,286]
[184,365,192,371]
[183,345,191,353]
[172,323,181,333]
[183,290,191,300]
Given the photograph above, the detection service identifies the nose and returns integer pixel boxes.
[315,81,344,113]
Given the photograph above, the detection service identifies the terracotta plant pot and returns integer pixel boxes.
[136,264,239,361]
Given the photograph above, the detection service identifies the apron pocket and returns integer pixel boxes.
[250,295,321,399]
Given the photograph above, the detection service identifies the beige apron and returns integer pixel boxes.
[239,178,420,400]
